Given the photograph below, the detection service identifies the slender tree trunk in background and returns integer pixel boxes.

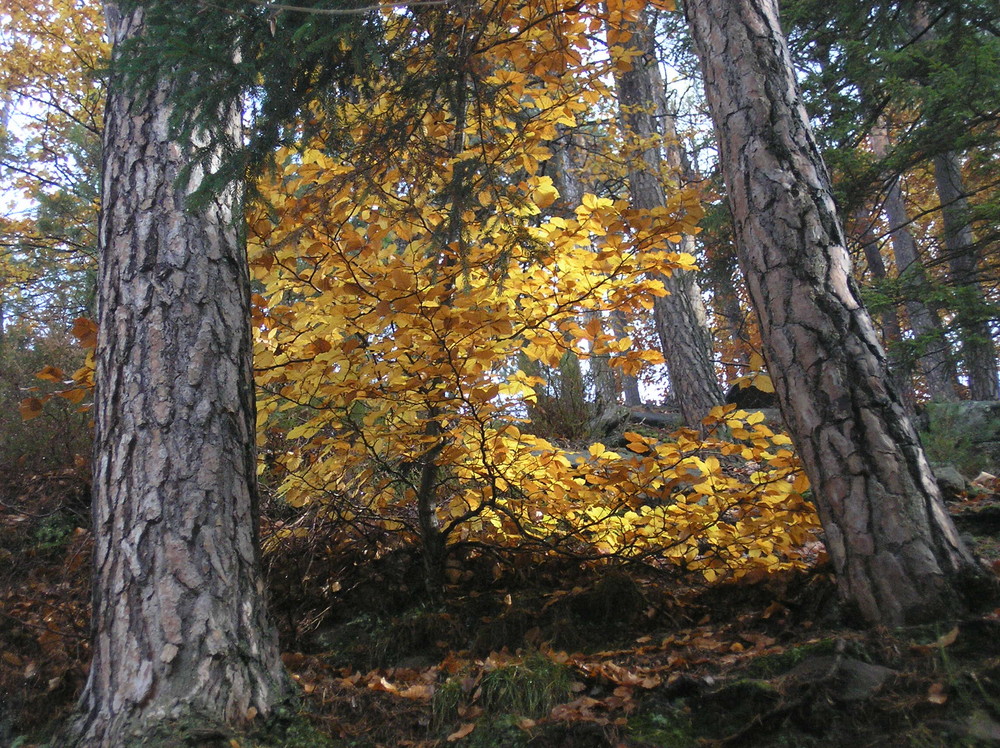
[613,7,722,427]
[65,6,291,744]
[907,3,999,401]
[612,310,643,406]
[548,131,641,419]
[686,0,992,626]
[932,151,999,400]
[851,204,916,413]
[869,124,960,402]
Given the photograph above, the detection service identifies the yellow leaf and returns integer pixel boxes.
[531,176,559,209]
[751,374,775,393]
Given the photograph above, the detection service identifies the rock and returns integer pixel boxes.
[725,382,777,409]
[933,464,970,501]
[780,656,896,702]
[625,408,684,430]
[922,401,1000,476]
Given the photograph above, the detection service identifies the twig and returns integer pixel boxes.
[247,0,449,16]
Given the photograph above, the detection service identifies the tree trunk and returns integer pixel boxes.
[869,123,960,402]
[686,0,992,626]
[612,310,643,407]
[65,6,291,744]
[907,3,999,401]
[932,150,999,400]
[850,204,916,413]
[612,7,722,427]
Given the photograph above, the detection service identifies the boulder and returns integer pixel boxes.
[921,401,1000,476]
[725,382,777,409]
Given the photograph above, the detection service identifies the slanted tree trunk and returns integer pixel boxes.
[869,123,960,402]
[65,5,291,744]
[686,0,992,626]
[932,150,999,400]
[612,7,722,427]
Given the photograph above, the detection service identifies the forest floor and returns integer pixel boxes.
[2,466,1000,747]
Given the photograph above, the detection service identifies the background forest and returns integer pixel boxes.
[2,0,1000,745]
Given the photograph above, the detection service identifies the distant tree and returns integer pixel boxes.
[685,0,994,625]
[611,6,722,425]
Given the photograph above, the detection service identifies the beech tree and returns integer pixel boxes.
[64,4,291,743]
[685,0,994,625]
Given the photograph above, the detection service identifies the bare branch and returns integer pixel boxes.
[247,0,449,16]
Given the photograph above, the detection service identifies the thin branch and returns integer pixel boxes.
[247,0,449,16]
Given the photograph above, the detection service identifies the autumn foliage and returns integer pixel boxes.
[245,0,820,587]
[7,0,822,588]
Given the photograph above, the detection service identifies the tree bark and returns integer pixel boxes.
[686,0,992,625]
[65,6,291,744]
[932,150,999,400]
[613,7,722,427]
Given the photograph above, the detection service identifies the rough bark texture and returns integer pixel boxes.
[614,8,722,427]
[65,6,291,745]
[869,124,959,402]
[932,151,1000,400]
[686,0,990,625]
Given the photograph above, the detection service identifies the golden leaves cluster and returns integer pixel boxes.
[252,0,819,580]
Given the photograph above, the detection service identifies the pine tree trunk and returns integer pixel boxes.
[869,124,959,402]
[686,0,992,626]
[613,8,722,427]
[65,6,291,744]
[932,150,999,400]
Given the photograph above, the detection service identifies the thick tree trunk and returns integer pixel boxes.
[932,150,999,400]
[65,6,291,744]
[869,124,960,402]
[686,0,991,625]
[613,8,722,427]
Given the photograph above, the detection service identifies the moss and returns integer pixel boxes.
[738,638,843,679]
[627,708,698,748]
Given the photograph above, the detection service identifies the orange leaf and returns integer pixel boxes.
[399,684,434,700]
[57,388,87,404]
[71,317,98,348]
[19,397,45,421]
[35,365,65,383]
[447,723,476,741]
[927,682,948,704]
